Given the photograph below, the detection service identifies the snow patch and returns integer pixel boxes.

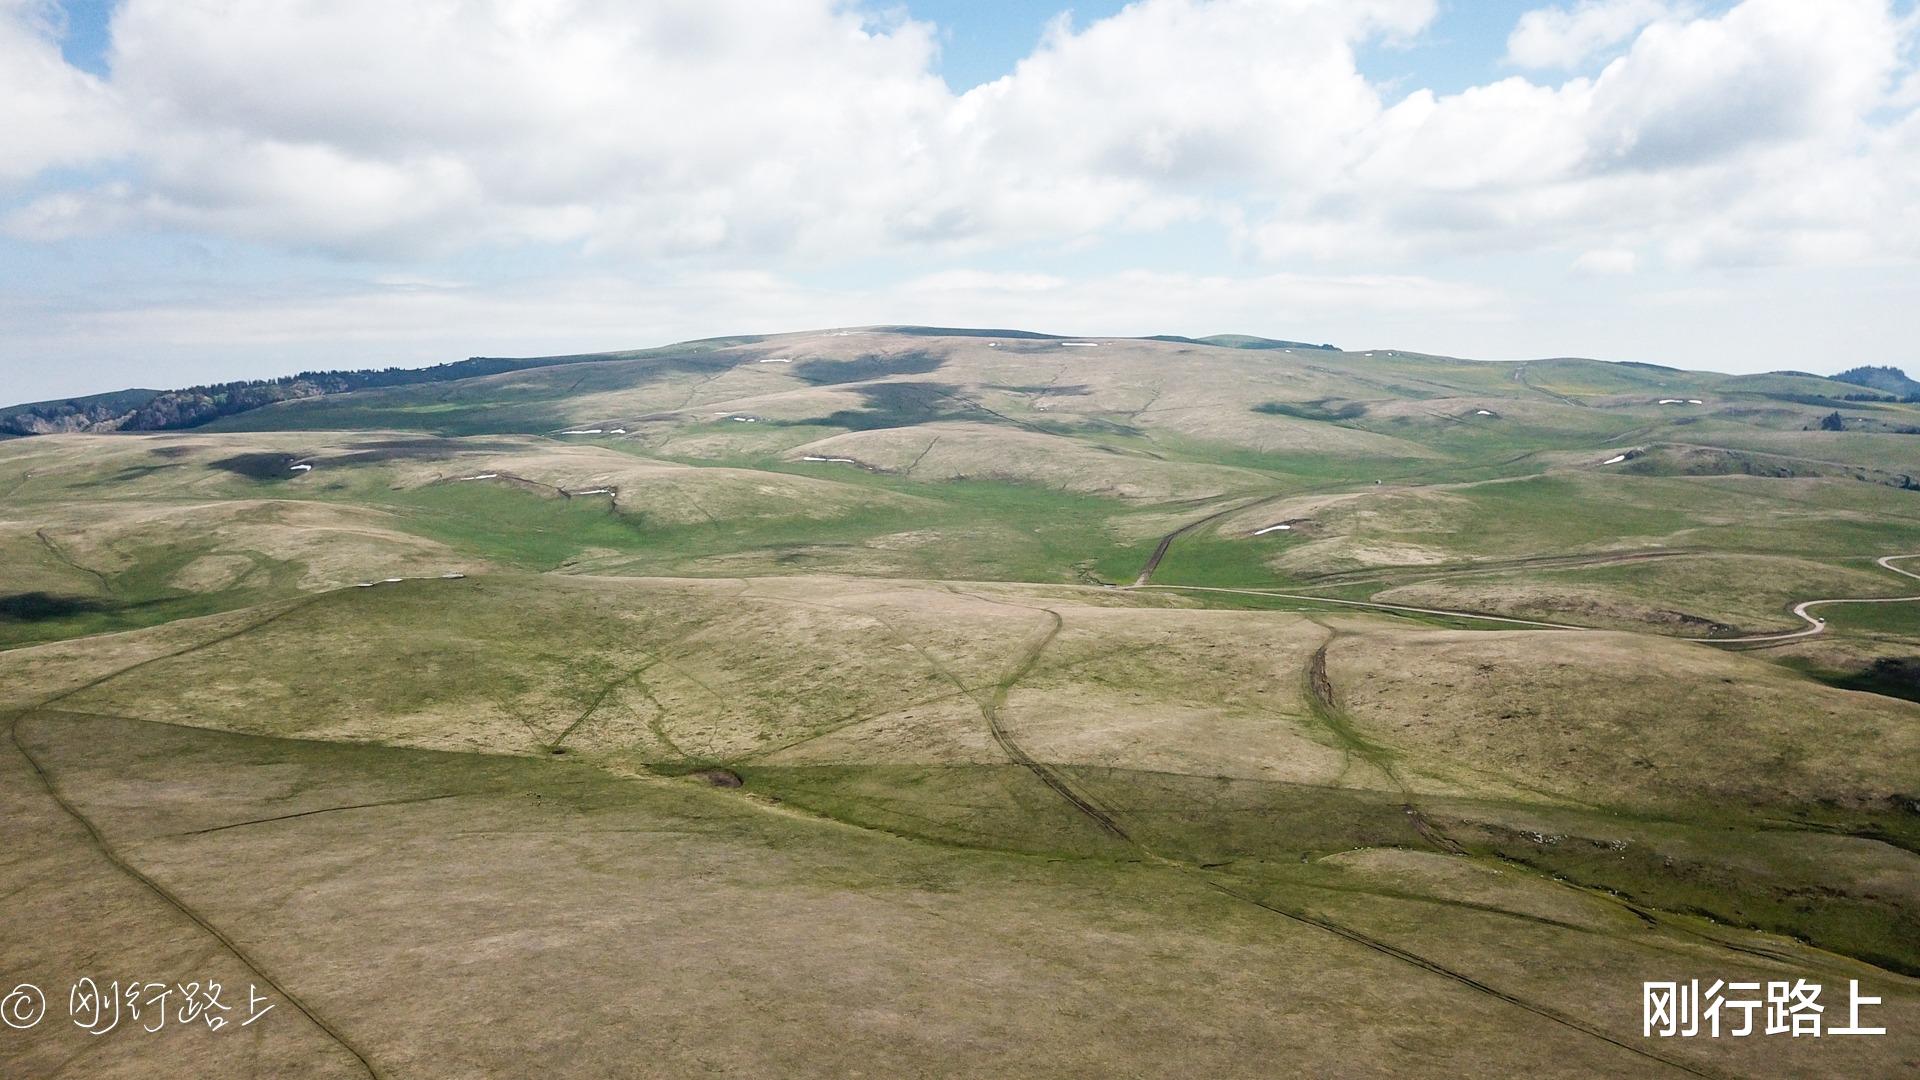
[290,463,312,472]
[801,456,857,464]
[729,416,758,423]
[558,429,605,434]
[457,473,498,481]
[1602,454,1628,465]
[572,488,613,496]
[1474,410,1493,416]
[1253,524,1293,536]
[758,357,792,363]
[1060,341,1100,347]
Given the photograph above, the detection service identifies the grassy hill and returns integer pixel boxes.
[0,336,759,435]
[0,386,162,434]
[3,327,1917,1076]
[1834,364,1920,399]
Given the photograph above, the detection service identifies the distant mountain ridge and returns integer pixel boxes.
[0,328,1334,435]
[0,327,1882,436]
[0,387,164,434]
[1146,334,1340,351]
[1,358,581,435]
[1831,364,1920,400]
[0,338,758,435]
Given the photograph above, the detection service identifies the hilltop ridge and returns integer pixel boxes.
[3,326,1886,438]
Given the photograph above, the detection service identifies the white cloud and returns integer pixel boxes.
[0,260,1508,407]
[1250,0,1916,268]
[1582,0,1894,170]
[899,270,1071,294]
[883,267,1502,330]
[22,0,957,256]
[955,0,1434,186]
[1505,0,1675,70]
[0,0,1915,281]
[0,0,126,183]
[7,266,1496,354]
[1572,248,1637,274]
[8,256,1914,405]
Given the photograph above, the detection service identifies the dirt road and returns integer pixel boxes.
[1129,554,1920,644]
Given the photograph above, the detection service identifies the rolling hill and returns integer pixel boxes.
[3,327,1917,1077]
[1834,364,1920,399]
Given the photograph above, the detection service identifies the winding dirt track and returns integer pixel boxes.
[1131,555,1920,645]
[11,717,383,1080]
[979,609,1131,839]
[1130,496,1269,586]
[932,588,1134,840]
[1692,554,1920,643]
[955,607,1722,1077]
[1126,584,1586,630]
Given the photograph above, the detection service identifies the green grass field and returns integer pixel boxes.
[4,328,1917,1077]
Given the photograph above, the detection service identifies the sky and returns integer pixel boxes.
[2,0,1918,404]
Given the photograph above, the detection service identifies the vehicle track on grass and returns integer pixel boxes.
[1127,457,1590,589]
[1130,495,1272,585]
[719,592,994,764]
[8,712,383,1080]
[0,567,1837,1074]
[980,608,1130,840]
[1296,548,1699,588]
[1303,620,1908,983]
[1697,554,1920,644]
[601,574,1888,1061]
[20,571,482,714]
[582,645,740,761]
[177,791,481,836]
[1513,362,1590,409]
[34,527,115,596]
[549,661,659,750]
[1196,877,1721,1078]
[916,590,1712,1073]
[1129,583,1586,629]
[733,583,1173,764]
[1122,410,1920,639]
[1299,641,1819,976]
[903,435,941,475]
[960,618,1723,1076]
[1304,633,1465,856]
[43,581,1732,1076]
[736,641,1158,764]
[600,668,693,762]
[1130,554,1920,645]
[25,594,333,712]
[675,366,733,410]
[936,588,1131,840]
